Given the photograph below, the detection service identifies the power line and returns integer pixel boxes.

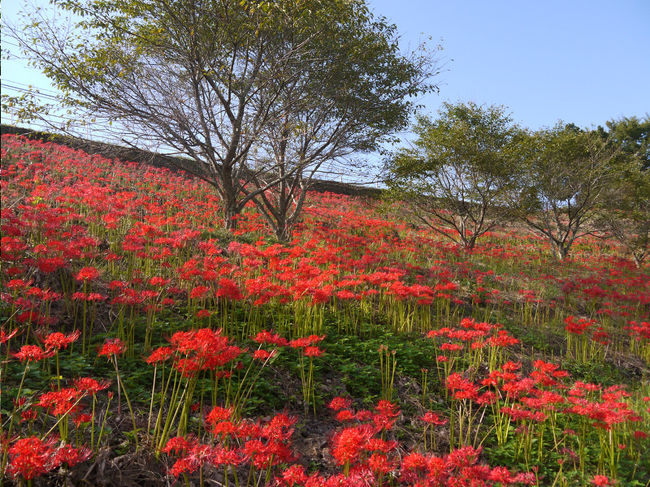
[2,78,62,97]
[1,82,384,185]
[3,85,61,103]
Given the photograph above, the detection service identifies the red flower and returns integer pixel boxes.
[98,338,126,357]
[421,411,447,426]
[591,475,613,486]
[329,397,352,411]
[74,377,111,395]
[277,464,308,486]
[13,345,53,362]
[145,346,173,365]
[6,437,57,480]
[1,327,19,344]
[75,266,100,282]
[163,436,196,455]
[189,285,210,299]
[52,444,91,467]
[253,349,276,361]
[216,278,243,300]
[252,330,288,347]
[331,424,374,465]
[303,346,324,357]
[205,405,233,426]
[38,388,80,416]
[43,330,80,351]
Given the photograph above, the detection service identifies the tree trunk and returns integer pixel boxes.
[275,221,292,243]
[223,204,238,231]
[633,251,645,268]
[551,241,570,261]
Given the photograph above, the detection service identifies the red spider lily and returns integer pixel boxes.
[38,387,81,416]
[289,335,325,348]
[163,437,217,478]
[252,330,289,347]
[73,377,111,395]
[329,397,353,411]
[6,436,92,481]
[52,444,91,468]
[13,344,55,362]
[531,360,569,387]
[162,435,198,455]
[564,315,595,335]
[625,321,650,340]
[145,346,173,365]
[276,464,309,486]
[216,278,243,300]
[72,291,106,302]
[195,309,211,319]
[591,475,613,486]
[42,330,80,351]
[205,405,234,426]
[373,400,399,431]
[421,411,447,426]
[20,408,38,423]
[6,437,58,480]
[253,349,277,361]
[36,256,66,273]
[446,373,479,401]
[149,276,170,287]
[75,266,100,282]
[1,327,18,344]
[303,346,324,357]
[331,424,375,465]
[167,328,243,374]
[98,338,127,357]
[189,285,210,300]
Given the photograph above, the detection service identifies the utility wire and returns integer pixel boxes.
[2,81,384,186]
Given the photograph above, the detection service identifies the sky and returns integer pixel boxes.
[2,0,650,170]
[367,0,650,131]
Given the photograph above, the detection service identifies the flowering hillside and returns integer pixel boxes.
[1,134,648,486]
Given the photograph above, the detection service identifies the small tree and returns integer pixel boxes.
[246,3,438,241]
[511,124,620,260]
[595,117,650,267]
[598,168,649,267]
[385,102,521,250]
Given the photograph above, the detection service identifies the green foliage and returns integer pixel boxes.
[598,116,650,171]
[511,124,621,260]
[594,117,650,266]
[385,102,523,250]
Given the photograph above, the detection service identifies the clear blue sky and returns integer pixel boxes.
[367,0,650,130]
[2,0,649,134]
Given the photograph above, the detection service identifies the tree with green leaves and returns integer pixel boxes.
[6,0,437,235]
[510,123,621,261]
[594,116,650,266]
[385,102,522,250]
[597,116,649,170]
[243,3,437,240]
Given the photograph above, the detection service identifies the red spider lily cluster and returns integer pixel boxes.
[5,437,90,481]
[159,400,535,487]
[2,134,649,485]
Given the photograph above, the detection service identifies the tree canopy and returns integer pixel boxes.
[385,102,522,250]
[594,117,650,266]
[510,123,622,260]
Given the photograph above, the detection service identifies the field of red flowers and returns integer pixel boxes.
[1,133,649,486]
